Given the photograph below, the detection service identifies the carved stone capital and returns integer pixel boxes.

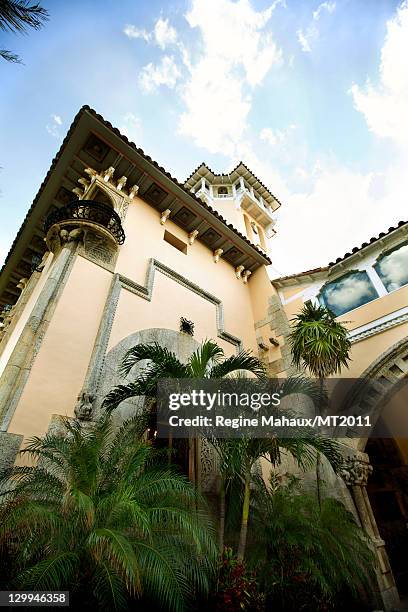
[46,225,84,254]
[340,455,373,486]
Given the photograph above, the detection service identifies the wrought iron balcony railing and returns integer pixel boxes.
[44,200,125,245]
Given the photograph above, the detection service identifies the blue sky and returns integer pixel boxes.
[1,0,407,275]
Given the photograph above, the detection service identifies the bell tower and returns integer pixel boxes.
[184,162,281,256]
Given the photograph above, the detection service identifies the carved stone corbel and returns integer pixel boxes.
[188,230,199,245]
[103,166,115,182]
[72,187,84,199]
[78,177,90,190]
[16,278,29,291]
[160,209,172,225]
[242,270,252,284]
[117,176,127,191]
[84,167,97,178]
[235,265,244,279]
[128,184,139,199]
[213,248,223,263]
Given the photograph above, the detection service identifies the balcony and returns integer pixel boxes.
[44,200,126,245]
[238,188,274,224]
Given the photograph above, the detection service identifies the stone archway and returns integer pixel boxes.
[93,327,199,423]
[92,328,219,492]
[333,336,408,446]
[336,336,408,609]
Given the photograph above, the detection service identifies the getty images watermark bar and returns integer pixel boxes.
[157,377,408,439]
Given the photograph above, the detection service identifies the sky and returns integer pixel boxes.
[1,0,407,277]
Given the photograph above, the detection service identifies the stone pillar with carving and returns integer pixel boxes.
[341,452,400,610]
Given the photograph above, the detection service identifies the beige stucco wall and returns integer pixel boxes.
[6,196,270,441]
[111,197,260,353]
[0,252,55,378]
[8,255,112,440]
[278,274,408,378]
[210,197,247,236]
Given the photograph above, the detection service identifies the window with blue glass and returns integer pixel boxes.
[374,242,408,293]
[319,270,379,317]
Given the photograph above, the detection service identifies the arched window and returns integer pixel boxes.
[217,186,228,195]
[374,241,408,292]
[319,270,378,316]
[250,221,262,247]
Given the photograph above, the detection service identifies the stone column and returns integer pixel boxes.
[0,243,77,432]
[74,273,122,420]
[341,453,400,610]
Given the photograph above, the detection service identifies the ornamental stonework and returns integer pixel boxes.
[80,230,118,272]
[340,455,373,486]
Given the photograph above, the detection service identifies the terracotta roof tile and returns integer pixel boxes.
[1,106,271,277]
[274,220,408,284]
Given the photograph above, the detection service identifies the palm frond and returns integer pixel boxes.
[188,340,224,377]
[102,382,141,412]
[0,415,216,608]
[289,302,351,378]
[0,48,21,62]
[209,350,266,379]
[119,343,186,378]
[0,1,49,33]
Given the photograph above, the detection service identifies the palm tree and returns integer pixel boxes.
[0,415,216,611]
[0,0,49,63]
[251,478,374,609]
[103,340,267,484]
[289,301,351,508]
[218,432,343,561]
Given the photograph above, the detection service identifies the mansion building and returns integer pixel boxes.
[0,106,407,609]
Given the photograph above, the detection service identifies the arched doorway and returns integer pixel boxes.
[343,336,408,605]
[365,436,408,596]
[93,327,200,479]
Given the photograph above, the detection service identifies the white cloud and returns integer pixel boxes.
[350,0,408,149]
[324,274,375,311]
[297,28,312,53]
[260,125,296,146]
[123,24,151,41]
[297,1,335,53]
[139,56,181,93]
[124,17,177,49]
[154,18,177,49]
[313,1,336,21]
[46,114,63,138]
[179,0,282,155]
[376,243,408,290]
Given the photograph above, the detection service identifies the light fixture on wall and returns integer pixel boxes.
[180,317,195,336]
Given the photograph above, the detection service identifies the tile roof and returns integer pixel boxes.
[185,161,282,210]
[1,106,271,278]
[274,220,408,284]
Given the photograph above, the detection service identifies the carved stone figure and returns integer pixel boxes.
[74,391,95,421]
